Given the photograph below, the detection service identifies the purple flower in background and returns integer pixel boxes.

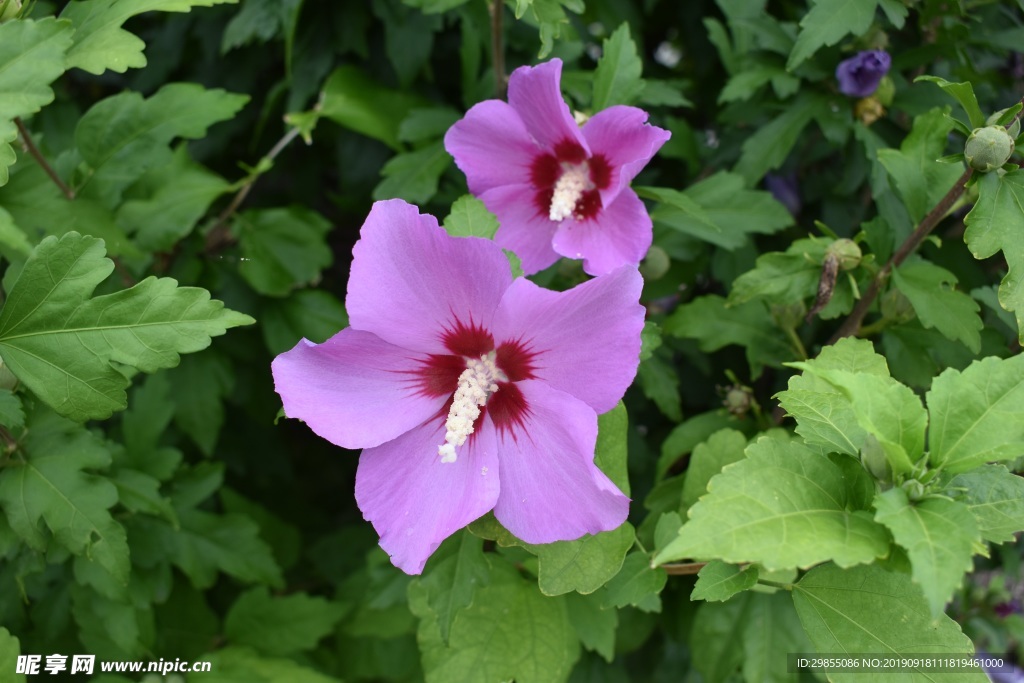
[445,59,670,276]
[764,171,801,216]
[836,50,891,97]
[271,199,644,574]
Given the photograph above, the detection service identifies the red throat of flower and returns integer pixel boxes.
[531,140,612,223]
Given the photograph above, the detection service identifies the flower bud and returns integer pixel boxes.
[964,125,1015,172]
[0,0,21,21]
[986,108,1021,139]
[855,97,886,126]
[640,245,670,280]
[860,435,891,483]
[722,385,753,417]
[825,238,862,270]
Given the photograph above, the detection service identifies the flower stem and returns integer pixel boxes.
[661,561,706,575]
[490,0,506,99]
[828,167,973,343]
[14,117,74,200]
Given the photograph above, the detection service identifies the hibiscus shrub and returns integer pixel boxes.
[1,0,1024,681]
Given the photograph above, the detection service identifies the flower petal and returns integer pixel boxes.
[480,184,561,275]
[490,266,644,413]
[507,59,588,155]
[355,418,500,574]
[552,189,652,276]
[492,380,629,544]
[271,328,445,450]
[444,100,541,196]
[347,199,513,354]
[582,105,670,208]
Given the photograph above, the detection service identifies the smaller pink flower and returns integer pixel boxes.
[445,59,670,276]
[271,199,645,574]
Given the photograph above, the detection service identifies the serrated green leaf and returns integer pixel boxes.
[75,83,248,205]
[220,0,289,53]
[664,295,792,377]
[680,429,747,515]
[260,289,348,356]
[636,350,681,421]
[169,350,233,456]
[793,563,986,683]
[200,646,341,683]
[592,23,644,111]
[657,410,736,480]
[535,523,635,597]
[874,488,980,616]
[373,141,451,205]
[565,592,616,662]
[420,531,490,644]
[689,594,748,682]
[877,108,964,224]
[0,628,24,683]
[915,76,986,129]
[117,146,230,251]
[226,587,340,656]
[110,468,176,524]
[0,407,129,584]
[656,436,889,570]
[120,372,180,479]
[893,261,982,352]
[0,207,33,263]
[442,195,499,239]
[70,583,145,659]
[235,206,333,297]
[787,0,879,70]
[0,388,24,431]
[963,170,1024,340]
[742,592,816,683]
[719,65,789,103]
[926,354,1024,473]
[735,94,825,184]
[947,465,1024,544]
[728,238,826,308]
[0,233,252,421]
[410,559,580,683]
[320,65,426,150]
[599,551,667,612]
[61,0,240,75]
[0,17,74,185]
[692,560,759,602]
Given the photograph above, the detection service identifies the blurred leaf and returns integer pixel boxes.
[61,0,240,75]
[637,351,681,421]
[689,595,747,682]
[236,206,333,297]
[692,561,759,602]
[0,389,24,431]
[742,592,814,683]
[372,141,451,205]
[592,23,644,111]
[734,94,825,184]
[320,65,426,150]
[0,233,252,421]
[110,468,177,524]
[655,437,889,569]
[787,0,880,70]
[729,238,825,307]
[946,465,1024,544]
[443,195,499,239]
[221,0,297,52]
[170,350,234,456]
[565,593,616,662]
[874,488,980,616]
[226,587,340,656]
[0,628,24,683]
[403,0,471,12]
[398,107,461,143]
[201,646,341,683]
[893,261,982,353]
[793,563,986,682]
[260,289,348,356]
[915,76,986,129]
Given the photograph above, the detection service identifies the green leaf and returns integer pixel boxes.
[226,587,340,656]
[680,429,747,515]
[220,0,288,52]
[442,195,499,239]
[599,551,667,613]
[260,289,348,356]
[655,436,889,570]
[963,170,1024,340]
[636,351,681,421]
[0,18,74,185]
[0,207,32,262]
[402,0,471,13]
[170,350,234,456]
[664,295,792,377]
[742,592,815,683]
[874,488,980,616]
[793,563,986,682]
[420,531,490,644]
[946,465,1024,544]
[117,146,230,252]
[564,593,616,662]
[120,373,180,479]
[591,22,644,111]
[74,82,248,205]
[0,233,253,421]
[892,261,983,352]
[200,646,341,683]
[321,65,427,150]
[915,76,986,129]
[398,107,462,143]
[787,0,880,70]
[534,523,635,597]
[0,388,24,431]
[235,206,333,297]
[110,468,176,524]
[0,407,129,584]
[372,141,451,205]
[719,65,789,103]
[594,401,630,495]
[689,595,748,682]
[61,0,240,75]
[728,237,827,308]
[410,559,580,683]
[926,354,1024,473]
[735,94,824,184]
[876,108,964,224]
[642,172,792,249]
[0,628,24,683]
[658,410,736,480]
[692,560,759,602]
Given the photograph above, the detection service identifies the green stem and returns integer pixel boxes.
[490,0,506,99]
[14,117,74,200]
[757,579,793,590]
[783,324,809,360]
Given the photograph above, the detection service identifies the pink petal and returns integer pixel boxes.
[271,328,445,450]
[582,105,671,209]
[347,199,513,355]
[480,184,561,275]
[490,266,644,414]
[355,418,500,574]
[444,100,541,196]
[492,380,629,544]
[507,59,589,155]
[552,189,652,276]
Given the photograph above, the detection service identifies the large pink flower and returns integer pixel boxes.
[444,58,670,276]
[271,199,645,574]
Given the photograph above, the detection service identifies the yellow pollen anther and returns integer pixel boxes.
[438,353,506,463]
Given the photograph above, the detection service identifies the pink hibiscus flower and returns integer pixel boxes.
[271,199,645,574]
[444,58,670,276]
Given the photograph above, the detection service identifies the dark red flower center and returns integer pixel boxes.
[530,139,612,223]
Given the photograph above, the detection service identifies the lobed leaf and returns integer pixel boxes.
[787,0,880,70]
[225,587,341,656]
[691,561,759,602]
[946,465,1024,544]
[893,261,983,353]
[591,23,645,111]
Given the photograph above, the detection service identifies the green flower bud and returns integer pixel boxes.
[825,238,862,270]
[860,435,891,483]
[0,0,20,21]
[986,108,1021,139]
[722,386,753,417]
[964,125,1015,172]
[639,245,670,280]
